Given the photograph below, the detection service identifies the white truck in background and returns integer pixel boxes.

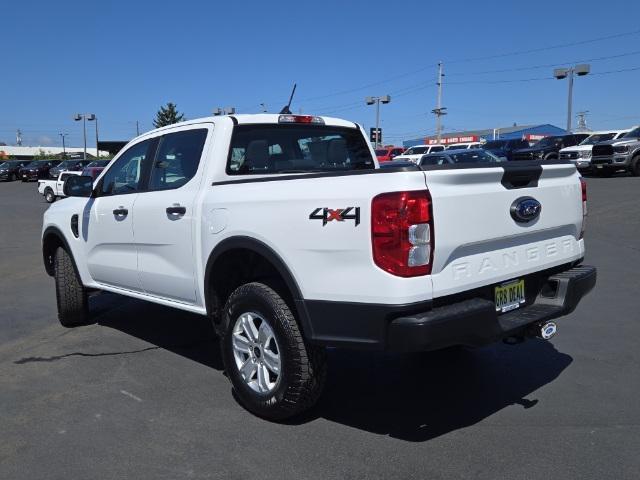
[41,113,596,420]
[38,171,82,203]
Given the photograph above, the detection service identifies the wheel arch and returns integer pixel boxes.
[42,226,74,277]
[204,236,312,336]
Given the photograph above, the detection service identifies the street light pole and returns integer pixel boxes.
[554,64,590,132]
[59,133,68,158]
[365,95,391,149]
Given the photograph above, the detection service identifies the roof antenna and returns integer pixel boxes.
[279,83,297,114]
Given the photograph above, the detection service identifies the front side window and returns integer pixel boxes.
[227,125,374,174]
[100,140,150,195]
[405,146,428,155]
[149,129,208,190]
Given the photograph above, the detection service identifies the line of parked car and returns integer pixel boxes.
[0,158,112,202]
[380,125,640,176]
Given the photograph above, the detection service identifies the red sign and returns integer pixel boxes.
[523,134,547,141]
[426,135,479,145]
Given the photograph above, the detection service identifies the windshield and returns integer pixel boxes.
[580,133,616,145]
[54,160,74,168]
[623,127,640,138]
[533,136,562,148]
[404,146,429,155]
[482,140,507,149]
[374,149,388,156]
[449,150,503,164]
[86,160,109,168]
[25,161,41,167]
[227,125,375,174]
[1,161,22,168]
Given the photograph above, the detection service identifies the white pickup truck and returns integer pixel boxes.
[41,113,596,420]
[38,171,81,203]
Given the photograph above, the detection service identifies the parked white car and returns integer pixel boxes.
[393,144,445,163]
[38,171,82,203]
[42,113,596,420]
[559,130,629,172]
[445,142,482,150]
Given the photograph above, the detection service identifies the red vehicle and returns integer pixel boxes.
[81,159,111,179]
[375,146,405,163]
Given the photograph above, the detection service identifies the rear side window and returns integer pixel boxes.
[149,129,208,190]
[227,125,374,175]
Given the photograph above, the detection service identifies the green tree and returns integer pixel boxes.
[153,102,185,128]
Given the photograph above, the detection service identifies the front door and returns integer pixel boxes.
[133,126,210,303]
[83,139,154,291]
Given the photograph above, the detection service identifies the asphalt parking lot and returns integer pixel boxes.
[1,175,639,480]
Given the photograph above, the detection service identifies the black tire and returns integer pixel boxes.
[54,247,89,327]
[631,156,640,177]
[44,187,56,203]
[220,282,326,420]
[9,173,16,182]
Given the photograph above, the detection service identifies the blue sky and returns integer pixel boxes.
[2,0,640,147]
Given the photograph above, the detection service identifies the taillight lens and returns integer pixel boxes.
[371,190,433,277]
[579,177,587,239]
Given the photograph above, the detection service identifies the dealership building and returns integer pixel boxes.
[403,124,567,148]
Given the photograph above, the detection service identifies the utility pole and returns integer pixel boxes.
[576,111,589,132]
[59,133,68,158]
[136,120,140,136]
[431,62,447,144]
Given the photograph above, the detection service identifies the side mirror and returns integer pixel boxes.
[63,175,93,198]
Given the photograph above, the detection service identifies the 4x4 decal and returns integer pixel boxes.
[309,207,360,226]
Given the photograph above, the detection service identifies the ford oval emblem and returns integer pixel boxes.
[510,197,542,223]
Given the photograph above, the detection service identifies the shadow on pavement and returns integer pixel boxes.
[93,292,223,371]
[70,292,572,442]
[310,341,572,441]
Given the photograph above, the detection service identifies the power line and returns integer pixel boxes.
[446,28,640,64]
[446,49,640,77]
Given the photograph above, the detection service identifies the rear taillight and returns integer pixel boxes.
[579,177,587,239]
[371,190,433,277]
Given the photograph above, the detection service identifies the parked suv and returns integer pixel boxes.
[392,144,445,163]
[19,160,60,181]
[559,131,628,173]
[375,146,405,162]
[48,159,93,179]
[590,126,640,176]
[482,139,531,161]
[512,134,590,161]
[0,160,31,181]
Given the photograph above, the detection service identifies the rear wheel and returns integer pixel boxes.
[631,156,640,177]
[54,247,89,327]
[220,282,326,420]
[9,173,16,182]
[44,187,56,203]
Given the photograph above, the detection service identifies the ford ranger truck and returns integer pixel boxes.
[41,114,596,420]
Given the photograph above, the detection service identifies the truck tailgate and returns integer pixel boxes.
[424,163,585,298]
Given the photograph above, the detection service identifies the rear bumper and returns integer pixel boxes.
[387,265,595,351]
[301,264,596,351]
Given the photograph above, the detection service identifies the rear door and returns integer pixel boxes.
[133,125,211,304]
[423,163,584,298]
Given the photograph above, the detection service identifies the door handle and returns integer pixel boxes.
[113,207,128,216]
[166,205,186,216]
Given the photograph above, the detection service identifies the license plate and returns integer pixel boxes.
[596,165,603,169]
[494,279,525,313]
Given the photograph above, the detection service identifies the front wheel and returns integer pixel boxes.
[54,247,89,327]
[220,282,326,420]
[44,187,56,203]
